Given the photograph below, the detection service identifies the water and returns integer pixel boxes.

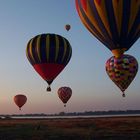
[11,114,140,119]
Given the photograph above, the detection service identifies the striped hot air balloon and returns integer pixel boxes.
[75,0,140,58]
[26,34,72,91]
[58,87,72,107]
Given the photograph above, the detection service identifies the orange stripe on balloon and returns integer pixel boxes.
[87,0,106,37]
[94,0,112,38]
[128,0,140,34]
[76,1,113,48]
[112,0,123,36]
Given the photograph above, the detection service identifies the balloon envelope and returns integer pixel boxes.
[58,87,72,107]
[26,34,72,91]
[14,94,27,110]
[75,0,140,57]
[106,54,138,96]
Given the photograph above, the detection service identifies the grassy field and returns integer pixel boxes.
[0,116,140,140]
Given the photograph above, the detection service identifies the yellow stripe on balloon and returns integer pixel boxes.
[46,35,50,61]
[61,38,67,63]
[66,46,72,64]
[77,5,94,34]
[86,0,106,38]
[94,0,112,38]
[26,45,30,61]
[29,39,36,63]
[55,35,59,62]
[78,5,107,45]
[36,35,41,62]
[112,0,123,36]
[128,0,140,34]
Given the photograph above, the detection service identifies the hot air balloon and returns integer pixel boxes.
[75,0,140,58]
[106,54,138,97]
[65,24,71,31]
[26,34,72,91]
[14,94,27,110]
[58,87,72,107]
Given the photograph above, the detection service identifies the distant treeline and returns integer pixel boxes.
[57,110,140,116]
[1,110,140,117]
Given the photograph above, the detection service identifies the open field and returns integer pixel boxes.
[0,116,140,140]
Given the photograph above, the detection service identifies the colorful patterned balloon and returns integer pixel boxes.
[58,87,72,107]
[106,54,138,97]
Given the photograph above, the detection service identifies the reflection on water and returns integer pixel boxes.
[11,114,140,119]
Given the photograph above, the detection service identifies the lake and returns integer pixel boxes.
[11,114,140,119]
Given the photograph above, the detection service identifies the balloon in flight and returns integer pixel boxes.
[65,24,71,31]
[106,54,138,97]
[57,87,72,107]
[75,0,140,58]
[14,94,27,110]
[26,34,72,91]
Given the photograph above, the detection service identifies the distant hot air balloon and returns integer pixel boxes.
[58,87,72,107]
[106,54,138,97]
[65,24,71,31]
[26,34,72,91]
[14,94,27,110]
[75,0,140,58]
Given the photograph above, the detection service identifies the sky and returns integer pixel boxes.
[0,0,139,114]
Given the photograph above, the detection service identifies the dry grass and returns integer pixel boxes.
[0,116,140,139]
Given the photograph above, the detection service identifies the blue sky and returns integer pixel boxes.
[0,0,139,114]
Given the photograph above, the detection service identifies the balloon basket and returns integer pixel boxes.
[47,86,51,92]
[122,93,125,97]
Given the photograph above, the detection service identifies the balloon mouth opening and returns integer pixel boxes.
[19,108,21,111]
[112,48,126,58]
[64,104,66,107]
